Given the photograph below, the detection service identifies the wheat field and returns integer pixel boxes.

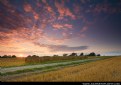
[8,56,121,82]
[0,58,25,67]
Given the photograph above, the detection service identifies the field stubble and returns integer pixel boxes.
[0,58,25,67]
[7,56,121,82]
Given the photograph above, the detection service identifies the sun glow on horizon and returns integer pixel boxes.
[18,54,25,57]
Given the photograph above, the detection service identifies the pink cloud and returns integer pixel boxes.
[23,3,41,20]
[42,0,47,4]
[62,31,73,39]
[52,23,73,30]
[80,26,88,33]
[52,24,64,29]
[64,24,73,29]
[36,0,41,7]
[43,35,66,44]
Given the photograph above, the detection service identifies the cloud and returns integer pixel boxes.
[34,43,88,52]
[49,45,88,52]
[79,34,86,38]
[43,35,68,44]
[23,3,41,20]
[52,23,73,29]
[64,24,73,28]
[73,4,82,15]
[46,5,53,13]
[80,26,88,33]
[0,51,32,54]
[0,1,30,32]
[55,0,76,20]
[52,24,63,29]
[23,3,32,12]
[33,12,39,20]
[92,2,121,15]
[0,26,45,47]
[42,0,47,4]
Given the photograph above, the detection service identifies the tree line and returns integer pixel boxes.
[25,52,101,63]
[0,52,100,59]
[0,55,17,58]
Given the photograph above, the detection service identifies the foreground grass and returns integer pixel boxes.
[4,56,121,82]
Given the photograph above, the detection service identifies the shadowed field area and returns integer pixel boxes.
[4,56,121,82]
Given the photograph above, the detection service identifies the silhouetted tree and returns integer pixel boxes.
[27,55,32,58]
[97,54,101,56]
[53,55,59,57]
[12,55,16,58]
[32,55,39,58]
[80,53,84,56]
[88,52,96,56]
[0,56,1,58]
[63,54,68,57]
[69,52,77,56]
[2,55,8,58]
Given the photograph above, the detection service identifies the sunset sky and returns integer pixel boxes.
[0,0,121,57]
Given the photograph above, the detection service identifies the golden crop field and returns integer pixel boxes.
[0,58,25,67]
[10,56,121,82]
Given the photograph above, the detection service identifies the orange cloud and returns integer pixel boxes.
[55,1,75,20]
[23,4,32,12]
[46,5,53,13]
[45,5,56,19]
[33,12,39,20]
[52,24,63,29]
[64,24,73,28]
[65,8,76,20]
[52,23,73,30]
